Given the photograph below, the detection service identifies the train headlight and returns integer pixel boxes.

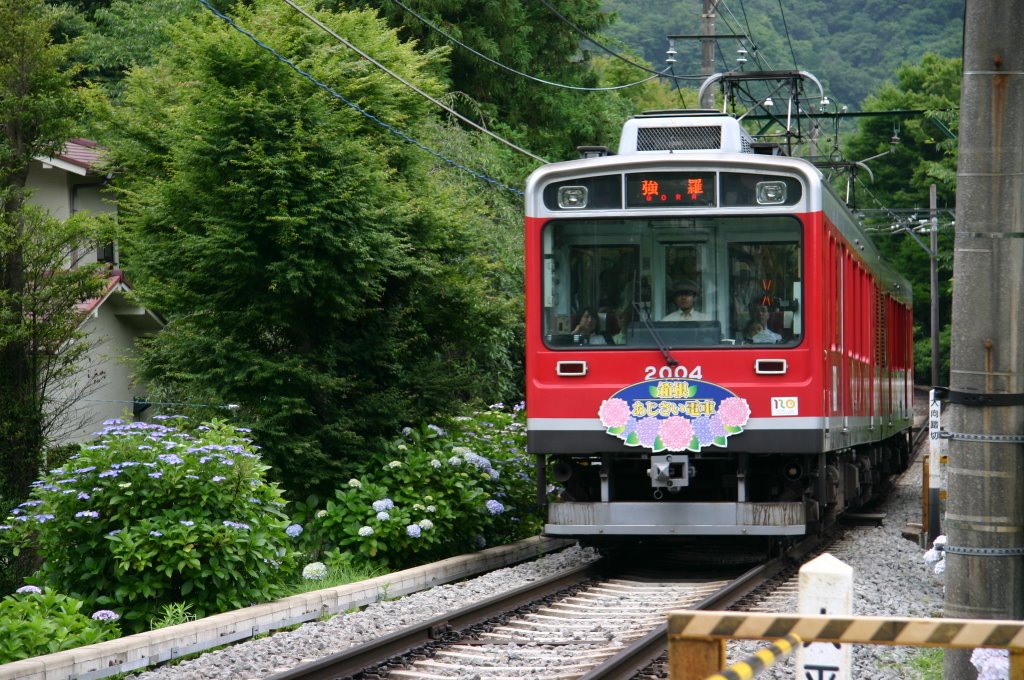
[557,186,588,209]
[755,180,787,205]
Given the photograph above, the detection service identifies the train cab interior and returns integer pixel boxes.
[541,215,804,349]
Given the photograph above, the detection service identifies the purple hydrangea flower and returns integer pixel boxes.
[91,610,120,621]
[75,510,100,519]
[486,499,505,515]
[223,521,250,530]
[371,498,394,513]
[406,524,422,538]
[285,523,303,538]
[16,585,42,594]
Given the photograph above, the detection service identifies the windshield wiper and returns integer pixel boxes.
[632,301,678,367]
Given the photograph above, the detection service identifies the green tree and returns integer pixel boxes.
[841,53,960,385]
[105,0,524,496]
[0,0,106,507]
[341,0,644,160]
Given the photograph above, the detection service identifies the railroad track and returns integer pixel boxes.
[265,540,822,680]
[263,426,931,680]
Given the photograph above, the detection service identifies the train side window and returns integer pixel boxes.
[727,240,801,344]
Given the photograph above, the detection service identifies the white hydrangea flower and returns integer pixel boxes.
[358,526,374,537]
[302,562,328,580]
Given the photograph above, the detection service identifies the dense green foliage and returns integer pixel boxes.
[1,418,298,632]
[0,587,120,664]
[0,0,107,511]
[842,54,960,385]
[97,1,530,495]
[602,0,963,110]
[343,0,633,161]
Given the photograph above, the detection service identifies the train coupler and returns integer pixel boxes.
[648,454,690,493]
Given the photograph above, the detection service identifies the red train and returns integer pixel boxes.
[525,110,913,541]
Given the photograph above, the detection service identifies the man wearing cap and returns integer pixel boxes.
[662,280,707,321]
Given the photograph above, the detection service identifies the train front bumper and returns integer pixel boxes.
[545,501,806,536]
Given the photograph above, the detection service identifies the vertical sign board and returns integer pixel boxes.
[928,388,948,541]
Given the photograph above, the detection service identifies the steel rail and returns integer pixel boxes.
[575,539,813,680]
[264,560,602,680]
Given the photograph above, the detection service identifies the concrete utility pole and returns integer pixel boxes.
[699,0,719,109]
[944,2,1024,678]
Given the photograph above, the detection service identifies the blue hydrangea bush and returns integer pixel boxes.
[0,418,297,632]
[0,586,120,664]
[301,403,543,571]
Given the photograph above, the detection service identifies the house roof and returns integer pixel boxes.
[36,139,108,177]
[77,268,164,333]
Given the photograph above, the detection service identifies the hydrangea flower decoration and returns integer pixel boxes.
[600,379,750,453]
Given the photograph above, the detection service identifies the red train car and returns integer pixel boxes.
[525,110,913,540]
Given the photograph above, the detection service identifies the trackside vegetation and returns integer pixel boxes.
[0,404,539,658]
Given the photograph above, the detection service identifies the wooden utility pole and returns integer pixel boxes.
[944,1,1024,678]
[699,0,719,108]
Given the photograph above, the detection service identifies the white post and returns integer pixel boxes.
[797,553,853,680]
[927,388,948,542]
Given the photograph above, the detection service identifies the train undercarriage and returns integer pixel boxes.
[540,432,911,540]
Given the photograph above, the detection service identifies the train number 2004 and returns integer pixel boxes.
[644,365,703,380]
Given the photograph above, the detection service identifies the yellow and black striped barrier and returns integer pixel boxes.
[704,633,801,680]
[667,611,1024,680]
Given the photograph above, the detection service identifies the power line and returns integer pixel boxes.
[196,0,528,195]
[534,0,707,81]
[388,0,675,91]
[775,0,799,70]
[281,0,547,163]
[719,0,773,71]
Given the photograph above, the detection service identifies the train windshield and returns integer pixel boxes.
[541,216,802,348]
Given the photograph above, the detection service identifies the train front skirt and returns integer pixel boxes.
[545,500,806,536]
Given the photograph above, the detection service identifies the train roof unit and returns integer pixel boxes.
[617,110,756,156]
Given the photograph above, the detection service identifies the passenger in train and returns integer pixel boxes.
[661,281,707,321]
[747,307,782,343]
[570,307,609,345]
[754,304,784,340]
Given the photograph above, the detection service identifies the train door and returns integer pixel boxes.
[826,237,846,446]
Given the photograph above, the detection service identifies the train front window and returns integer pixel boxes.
[541,216,802,348]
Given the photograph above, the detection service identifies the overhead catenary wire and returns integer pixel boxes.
[719,0,772,71]
[196,0,530,195]
[533,0,707,81]
[282,0,547,163]
[775,0,799,70]
[388,0,675,91]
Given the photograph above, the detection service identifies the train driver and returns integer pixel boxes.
[661,280,707,321]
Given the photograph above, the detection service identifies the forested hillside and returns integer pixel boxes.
[601,0,963,110]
